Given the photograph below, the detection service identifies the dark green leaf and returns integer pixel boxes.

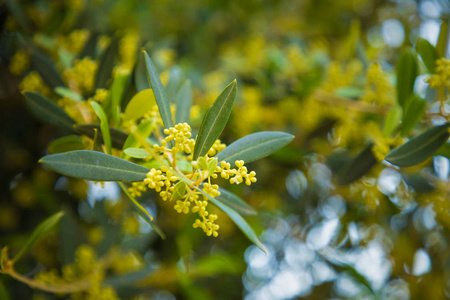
[396,49,418,107]
[401,94,427,136]
[337,145,378,185]
[134,53,151,92]
[110,70,131,125]
[95,37,119,89]
[216,188,256,216]
[76,124,128,149]
[4,0,31,33]
[40,150,150,182]
[416,38,439,73]
[24,92,76,133]
[216,131,294,165]
[118,182,166,240]
[194,186,266,253]
[386,123,450,167]
[193,80,237,160]
[175,80,192,124]
[12,211,64,263]
[143,51,174,129]
[384,105,402,137]
[79,32,99,59]
[48,135,86,154]
[30,48,65,88]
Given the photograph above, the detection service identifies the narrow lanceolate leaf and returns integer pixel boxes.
[118,182,166,239]
[76,124,129,149]
[122,119,156,159]
[96,37,119,89]
[91,102,112,154]
[122,89,156,121]
[134,53,151,92]
[195,187,266,253]
[437,21,449,58]
[124,148,151,159]
[396,48,418,107]
[175,80,192,124]
[217,131,294,165]
[384,105,402,137]
[24,92,76,133]
[401,94,427,136]
[30,49,65,88]
[143,51,174,129]
[48,135,86,154]
[416,38,439,74]
[337,144,378,185]
[40,150,150,182]
[12,211,64,263]
[386,123,450,167]
[171,181,186,201]
[166,66,183,104]
[193,80,237,160]
[217,188,256,216]
[54,87,84,102]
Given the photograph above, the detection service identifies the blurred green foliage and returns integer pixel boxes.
[1,0,450,299]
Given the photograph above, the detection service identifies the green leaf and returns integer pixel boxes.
[437,21,448,58]
[91,102,112,154]
[335,86,364,99]
[337,145,378,185]
[76,124,128,149]
[143,51,174,129]
[216,131,294,165]
[401,94,427,136]
[12,211,64,263]
[30,49,65,88]
[124,148,151,159]
[141,159,192,173]
[79,32,99,59]
[166,66,183,104]
[385,123,450,167]
[396,48,418,107]
[122,89,156,121]
[0,278,11,300]
[118,182,166,240]
[207,158,218,176]
[436,143,450,159]
[175,80,192,124]
[122,119,156,159]
[40,150,150,182]
[195,187,266,253]
[193,80,237,160]
[24,92,76,133]
[48,135,86,154]
[416,38,439,73]
[384,105,402,137]
[110,70,131,126]
[134,53,151,92]
[96,37,119,89]
[171,181,186,201]
[54,87,84,101]
[216,188,256,216]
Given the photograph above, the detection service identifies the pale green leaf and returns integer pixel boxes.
[384,105,402,137]
[124,148,151,159]
[416,37,439,73]
[397,48,418,107]
[48,135,86,154]
[91,102,112,154]
[171,181,186,201]
[401,94,427,136]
